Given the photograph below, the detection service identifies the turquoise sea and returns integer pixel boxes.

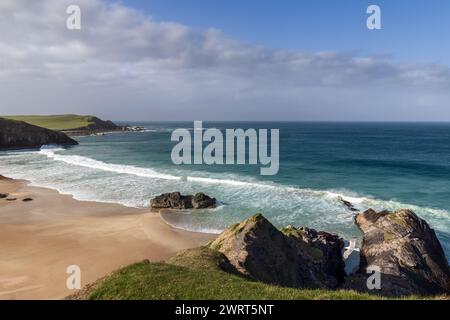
[1,122,449,260]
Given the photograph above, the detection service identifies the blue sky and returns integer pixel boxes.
[1,0,449,121]
[121,0,450,65]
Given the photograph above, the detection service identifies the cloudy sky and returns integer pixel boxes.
[0,0,449,121]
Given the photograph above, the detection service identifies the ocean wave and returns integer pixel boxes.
[34,147,450,222]
[39,148,180,181]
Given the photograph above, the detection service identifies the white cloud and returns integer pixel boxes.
[0,0,449,120]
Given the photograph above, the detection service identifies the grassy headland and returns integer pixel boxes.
[3,115,99,131]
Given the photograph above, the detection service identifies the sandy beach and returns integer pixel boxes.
[0,175,214,300]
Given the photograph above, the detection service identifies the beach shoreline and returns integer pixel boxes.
[0,175,215,300]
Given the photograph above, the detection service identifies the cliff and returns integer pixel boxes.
[0,118,78,150]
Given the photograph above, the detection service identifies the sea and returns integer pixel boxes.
[1,122,449,260]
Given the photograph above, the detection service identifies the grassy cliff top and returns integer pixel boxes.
[2,115,96,131]
[74,247,439,300]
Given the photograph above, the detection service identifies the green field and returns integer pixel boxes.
[2,115,95,131]
[83,247,436,300]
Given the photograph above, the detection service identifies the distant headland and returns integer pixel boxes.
[0,114,144,150]
[2,114,144,136]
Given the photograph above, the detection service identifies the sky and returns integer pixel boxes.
[0,0,449,121]
[124,0,450,65]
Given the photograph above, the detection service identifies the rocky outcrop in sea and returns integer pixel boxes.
[150,192,216,209]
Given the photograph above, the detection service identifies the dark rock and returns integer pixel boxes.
[192,192,216,209]
[0,193,8,199]
[150,192,216,209]
[282,225,346,287]
[150,192,193,209]
[6,198,17,201]
[22,198,33,202]
[208,214,345,289]
[353,208,450,296]
[338,196,358,211]
[0,118,78,150]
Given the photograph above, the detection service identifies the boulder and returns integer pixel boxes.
[150,192,216,209]
[338,196,358,212]
[0,118,77,150]
[192,192,216,209]
[208,214,345,289]
[0,193,8,199]
[282,225,346,287]
[354,208,450,296]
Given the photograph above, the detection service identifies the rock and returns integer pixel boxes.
[0,118,78,150]
[208,214,345,289]
[150,192,216,209]
[22,198,33,202]
[282,225,346,287]
[191,192,216,209]
[0,193,8,199]
[353,208,450,296]
[6,198,17,201]
[338,196,358,212]
[150,192,193,209]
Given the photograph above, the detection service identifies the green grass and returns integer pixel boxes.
[2,114,95,131]
[87,247,423,300]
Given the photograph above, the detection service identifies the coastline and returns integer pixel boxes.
[0,175,214,300]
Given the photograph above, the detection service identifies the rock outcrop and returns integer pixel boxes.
[208,214,345,289]
[150,192,216,209]
[282,225,346,287]
[353,208,450,295]
[191,193,217,209]
[0,118,78,150]
[338,196,358,212]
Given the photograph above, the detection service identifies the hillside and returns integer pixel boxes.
[3,115,121,132]
[0,118,78,150]
[71,247,381,300]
